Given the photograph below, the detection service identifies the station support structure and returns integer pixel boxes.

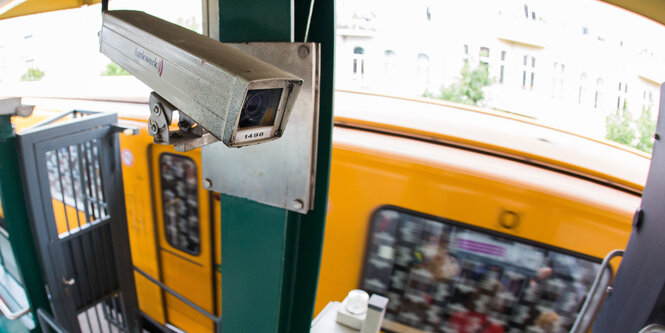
[0,115,51,333]
[217,0,335,332]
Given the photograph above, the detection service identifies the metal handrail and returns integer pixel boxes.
[569,249,625,333]
[0,295,30,320]
[133,267,222,333]
[639,324,665,333]
[29,110,102,129]
[36,308,68,333]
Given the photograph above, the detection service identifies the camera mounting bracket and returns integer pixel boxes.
[148,92,218,152]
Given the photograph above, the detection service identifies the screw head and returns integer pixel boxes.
[153,104,162,116]
[203,178,213,189]
[292,199,304,210]
[298,45,310,58]
[149,121,158,134]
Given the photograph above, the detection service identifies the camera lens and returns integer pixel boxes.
[238,88,282,129]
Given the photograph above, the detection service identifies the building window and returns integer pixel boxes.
[552,62,565,99]
[594,78,604,109]
[416,53,430,89]
[617,81,628,111]
[353,47,365,81]
[523,4,536,20]
[643,89,655,111]
[384,49,397,78]
[578,73,588,104]
[479,47,490,69]
[500,51,507,84]
[522,55,536,89]
[361,207,602,333]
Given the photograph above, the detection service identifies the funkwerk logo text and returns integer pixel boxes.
[135,48,164,77]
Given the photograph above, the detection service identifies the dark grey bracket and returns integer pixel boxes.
[593,83,665,332]
[148,92,217,152]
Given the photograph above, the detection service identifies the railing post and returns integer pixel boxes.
[217,0,335,332]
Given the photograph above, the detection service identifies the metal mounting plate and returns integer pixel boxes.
[201,42,320,213]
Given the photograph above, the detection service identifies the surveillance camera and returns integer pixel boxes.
[99,10,303,147]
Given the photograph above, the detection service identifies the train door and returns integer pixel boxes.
[149,144,216,333]
[17,111,139,332]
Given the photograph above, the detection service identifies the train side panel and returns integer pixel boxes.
[314,127,638,314]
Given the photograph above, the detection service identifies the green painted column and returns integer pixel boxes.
[0,116,51,332]
[218,0,335,332]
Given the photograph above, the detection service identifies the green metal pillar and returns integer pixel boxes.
[218,0,335,332]
[0,115,51,332]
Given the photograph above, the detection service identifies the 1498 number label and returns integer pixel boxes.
[244,132,264,140]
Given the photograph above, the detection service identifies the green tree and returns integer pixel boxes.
[20,68,45,81]
[605,110,636,147]
[101,62,130,76]
[605,106,656,154]
[636,107,656,153]
[427,62,491,106]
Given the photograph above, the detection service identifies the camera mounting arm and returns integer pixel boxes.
[148,92,218,152]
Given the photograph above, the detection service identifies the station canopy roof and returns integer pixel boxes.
[0,0,100,20]
[0,0,664,26]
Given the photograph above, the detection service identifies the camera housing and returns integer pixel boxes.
[99,10,303,147]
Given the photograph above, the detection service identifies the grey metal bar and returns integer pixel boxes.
[29,110,102,129]
[0,295,30,320]
[94,227,119,333]
[93,302,105,333]
[55,148,94,331]
[98,223,121,329]
[68,237,94,331]
[82,141,94,220]
[65,146,83,230]
[133,267,221,323]
[638,324,665,333]
[83,236,105,333]
[87,140,103,220]
[570,249,625,333]
[76,143,93,225]
[94,139,108,217]
[54,149,72,234]
[37,308,69,333]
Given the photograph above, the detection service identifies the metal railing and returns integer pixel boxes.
[37,308,69,333]
[133,267,222,333]
[569,249,625,333]
[0,296,30,320]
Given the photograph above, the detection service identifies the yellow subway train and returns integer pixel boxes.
[12,90,647,332]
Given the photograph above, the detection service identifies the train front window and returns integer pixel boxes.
[159,153,200,255]
[362,207,601,333]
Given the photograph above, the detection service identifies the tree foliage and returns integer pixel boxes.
[636,107,656,152]
[426,62,491,106]
[606,107,656,153]
[20,68,45,81]
[101,62,130,76]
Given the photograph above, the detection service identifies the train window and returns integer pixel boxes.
[361,207,601,333]
[159,153,200,255]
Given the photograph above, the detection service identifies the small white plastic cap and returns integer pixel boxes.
[345,290,369,315]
